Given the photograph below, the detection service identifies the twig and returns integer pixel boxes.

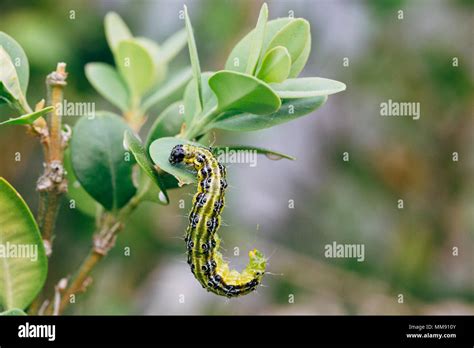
[55,250,103,314]
[40,69,147,314]
[52,278,68,316]
[38,300,50,316]
[47,62,68,161]
[123,96,145,132]
[46,193,143,315]
[28,64,70,315]
[36,62,70,256]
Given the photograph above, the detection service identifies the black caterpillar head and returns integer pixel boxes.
[169,144,186,164]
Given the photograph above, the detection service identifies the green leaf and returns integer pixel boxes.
[149,137,203,185]
[105,12,133,53]
[225,18,292,73]
[0,106,53,126]
[184,5,203,112]
[271,77,346,98]
[71,112,137,211]
[212,145,295,161]
[0,46,23,107]
[148,138,295,186]
[0,178,47,310]
[161,28,188,63]
[0,32,29,95]
[0,308,26,315]
[288,30,311,78]
[124,131,169,205]
[160,172,181,190]
[64,149,98,217]
[183,71,217,126]
[142,67,192,112]
[256,46,291,83]
[208,96,327,132]
[245,3,268,75]
[116,39,155,99]
[135,37,167,85]
[134,37,160,60]
[85,63,129,111]
[265,19,310,73]
[146,101,185,147]
[208,70,281,115]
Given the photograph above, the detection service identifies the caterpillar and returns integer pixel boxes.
[169,144,266,297]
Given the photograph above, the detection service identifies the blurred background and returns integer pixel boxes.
[0,0,473,314]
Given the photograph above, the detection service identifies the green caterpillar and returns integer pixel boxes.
[169,144,266,297]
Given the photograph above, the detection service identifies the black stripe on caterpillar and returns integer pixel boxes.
[169,144,266,297]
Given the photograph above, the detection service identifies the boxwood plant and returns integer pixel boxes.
[0,3,345,315]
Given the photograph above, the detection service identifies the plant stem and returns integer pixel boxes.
[37,193,61,252]
[183,105,219,139]
[36,62,69,256]
[41,85,149,315]
[124,95,144,132]
[56,248,104,314]
[29,64,70,315]
[17,94,33,115]
[47,190,145,315]
[47,63,67,162]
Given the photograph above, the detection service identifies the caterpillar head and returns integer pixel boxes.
[169,144,186,164]
[248,249,266,277]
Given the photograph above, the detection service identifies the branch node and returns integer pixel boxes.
[93,232,118,256]
[36,160,68,193]
[47,63,68,87]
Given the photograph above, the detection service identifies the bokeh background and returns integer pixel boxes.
[0,0,473,314]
